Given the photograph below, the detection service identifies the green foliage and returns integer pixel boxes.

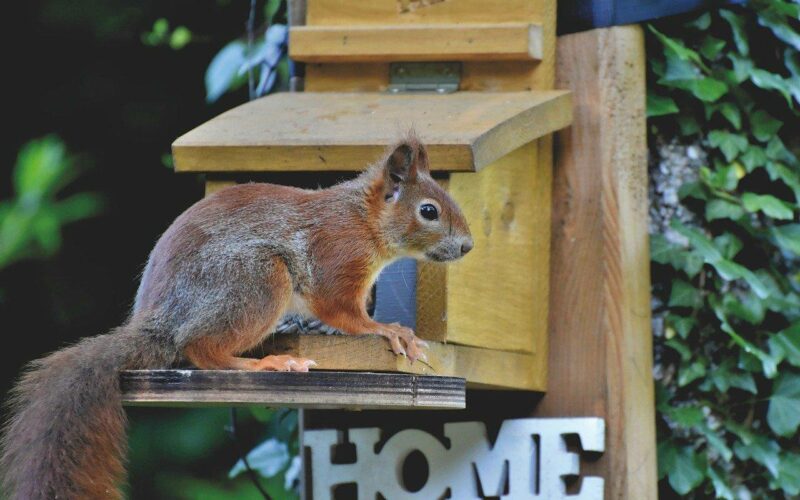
[228,408,301,499]
[141,18,193,50]
[0,136,102,270]
[648,1,800,497]
[128,408,300,499]
[205,0,289,103]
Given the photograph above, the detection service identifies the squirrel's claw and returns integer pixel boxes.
[378,324,430,364]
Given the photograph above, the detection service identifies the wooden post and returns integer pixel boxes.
[532,25,657,499]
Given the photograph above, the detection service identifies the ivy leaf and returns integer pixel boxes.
[667,314,697,339]
[679,360,707,386]
[767,373,800,437]
[651,234,704,277]
[665,405,704,427]
[701,164,742,191]
[669,279,702,308]
[647,93,679,117]
[740,146,767,172]
[720,9,749,55]
[722,292,765,325]
[728,53,754,84]
[733,434,781,477]
[729,371,758,393]
[712,298,776,376]
[771,224,800,255]
[660,443,707,495]
[705,199,744,221]
[714,233,743,260]
[777,453,800,496]
[751,69,794,107]
[700,36,727,60]
[673,221,769,297]
[666,338,693,361]
[662,56,702,81]
[765,161,800,203]
[649,25,707,68]
[708,130,748,162]
[700,426,733,462]
[766,136,797,163]
[742,193,794,220]
[686,12,711,30]
[758,9,800,52]
[709,466,735,500]
[670,221,716,259]
[750,109,783,142]
[718,102,742,129]
[682,78,729,102]
[769,324,800,367]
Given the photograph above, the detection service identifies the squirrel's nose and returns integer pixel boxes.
[460,238,474,256]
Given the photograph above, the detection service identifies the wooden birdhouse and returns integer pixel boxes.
[168,0,571,393]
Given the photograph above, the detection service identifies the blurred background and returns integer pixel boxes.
[0,0,297,498]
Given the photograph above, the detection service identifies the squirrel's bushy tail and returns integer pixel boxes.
[1,324,177,499]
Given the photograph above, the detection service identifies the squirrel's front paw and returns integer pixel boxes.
[379,323,428,364]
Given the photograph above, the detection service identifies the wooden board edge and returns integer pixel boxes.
[289,23,542,63]
[472,90,572,171]
[266,333,546,391]
[120,370,466,410]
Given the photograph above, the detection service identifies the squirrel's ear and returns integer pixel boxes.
[416,143,431,175]
[385,143,417,184]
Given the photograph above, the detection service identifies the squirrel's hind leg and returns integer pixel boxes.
[184,343,316,372]
[181,258,316,371]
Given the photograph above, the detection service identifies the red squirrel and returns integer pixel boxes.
[0,133,472,499]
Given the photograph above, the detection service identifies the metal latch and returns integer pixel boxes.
[388,62,461,94]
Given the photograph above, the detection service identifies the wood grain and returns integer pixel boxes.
[171,91,571,173]
[416,141,550,354]
[204,179,237,196]
[533,26,657,499]
[302,0,555,92]
[120,370,465,410]
[265,333,546,391]
[415,260,448,343]
[289,23,542,62]
[307,0,542,25]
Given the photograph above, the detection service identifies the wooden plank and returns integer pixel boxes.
[307,0,542,25]
[533,26,656,498]
[266,333,546,391]
[303,0,556,92]
[415,260,448,343]
[417,142,550,354]
[204,179,236,196]
[289,23,542,62]
[120,370,465,410]
[288,0,306,26]
[446,140,550,353]
[171,91,571,173]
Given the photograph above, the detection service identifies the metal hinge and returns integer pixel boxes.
[387,62,461,94]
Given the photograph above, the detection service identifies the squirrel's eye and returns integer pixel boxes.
[419,203,439,221]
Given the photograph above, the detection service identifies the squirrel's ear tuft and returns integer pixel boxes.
[385,143,416,183]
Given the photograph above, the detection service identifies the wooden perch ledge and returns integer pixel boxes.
[120,369,465,410]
